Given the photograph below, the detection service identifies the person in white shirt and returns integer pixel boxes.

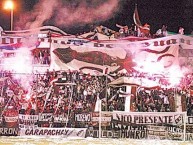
[30,100,36,115]
[179,27,184,35]
[0,26,3,36]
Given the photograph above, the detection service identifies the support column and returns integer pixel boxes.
[175,90,182,112]
[125,85,137,112]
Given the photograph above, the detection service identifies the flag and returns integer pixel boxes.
[133,4,142,27]
[133,4,150,37]
[94,97,102,112]
[0,43,22,50]
[54,97,62,114]
[99,87,107,100]
[189,85,193,96]
[4,26,68,37]
[119,86,136,97]
[43,85,53,111]
[103,67,109,74]
[119,89,133,97]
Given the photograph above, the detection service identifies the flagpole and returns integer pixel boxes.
[105,73,108,111]
[183,112,186,141]
[1,95,12,115]
[98,97,102,138]
[66,84,74,127]
[35,74,38,115]
[48,30,51,65]
[42,85,53,113]
[0,80,5,110]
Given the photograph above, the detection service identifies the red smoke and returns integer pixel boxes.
[15,0,120,30]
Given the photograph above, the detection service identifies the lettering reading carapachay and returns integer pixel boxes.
[24,128,85,137]
[113,113,183,124]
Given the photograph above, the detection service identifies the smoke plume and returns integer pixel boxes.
[15,0,120,30]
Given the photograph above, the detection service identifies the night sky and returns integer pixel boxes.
[0,0,189,34]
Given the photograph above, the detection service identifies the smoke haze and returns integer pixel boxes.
[15,0,121,31]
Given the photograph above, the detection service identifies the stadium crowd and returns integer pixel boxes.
[32,49,51,65]
[0,68,192,129]
[0,69,192,116]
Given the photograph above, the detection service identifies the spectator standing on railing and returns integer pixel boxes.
[33,49,39,64]
[0,26,3,36]
[38,50,44,64]
[30,99,36,115]
[179,27,184,35]
[44,50,50,65]
[19,100,28,115]
[161,25,168,37]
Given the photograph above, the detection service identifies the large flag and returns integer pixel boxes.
[52,46,136,74]
[49,34,180,76]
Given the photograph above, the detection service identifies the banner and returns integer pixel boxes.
[86,129,147,139]
[0,128,18,136]
[186,133,193,141]
[19,114,39,128]
[19,124,38,129]
[38,113,53,127]
[38,113,53,122]
[147,125,184,140]
[53,114,67,123]
[20,127,87,138]
[75,113,91,122]
[5,116,18,122]
[19,114,39,121]
[92,112,111,126]
[147,125,166,140]
[50,35,181,75]
[4,108,18,128]
[112,112,185,125]
[187,116,193,124]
